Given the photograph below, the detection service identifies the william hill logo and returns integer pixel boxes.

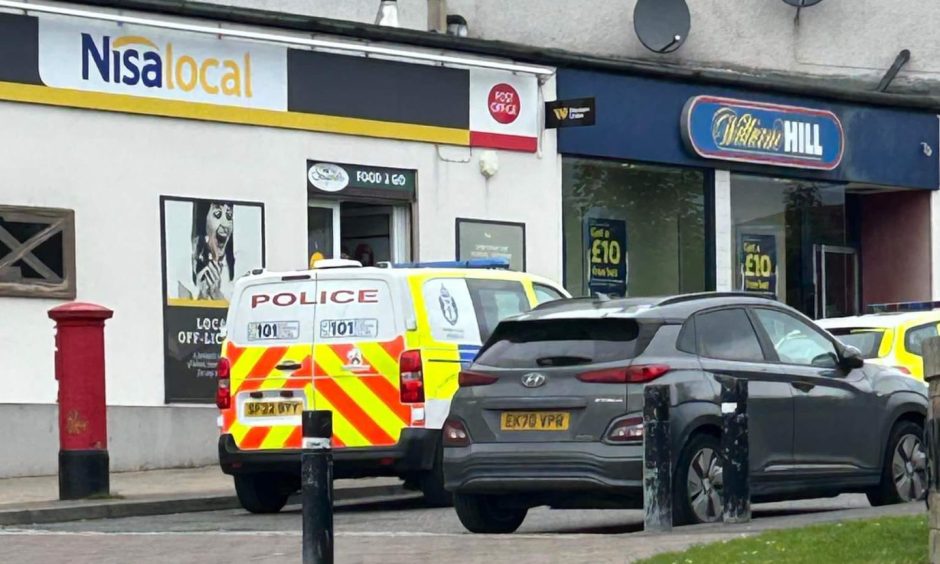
[80,34,254,97]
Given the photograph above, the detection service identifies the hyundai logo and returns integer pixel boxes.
[521,373,547,388]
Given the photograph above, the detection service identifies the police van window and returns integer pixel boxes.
[534,283,565,305]
[906,323,939,357]
[466,279,531,342]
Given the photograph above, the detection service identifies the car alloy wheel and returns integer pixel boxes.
[687,447,724,523]
[892,433,927,502]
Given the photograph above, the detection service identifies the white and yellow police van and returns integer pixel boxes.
[216,258,569,512]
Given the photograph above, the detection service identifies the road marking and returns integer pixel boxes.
[0,529,608,540]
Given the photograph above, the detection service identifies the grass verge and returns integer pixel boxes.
[639,514,927,564]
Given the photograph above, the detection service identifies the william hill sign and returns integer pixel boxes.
[681,96,845,170]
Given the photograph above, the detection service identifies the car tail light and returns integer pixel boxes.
[458,371,499,387]
[400,350,425,403]
[606,416,644,443]
[442,418,471,447]
[216,357,231,409]
[577,364,671,383]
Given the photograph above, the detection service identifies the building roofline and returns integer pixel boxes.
[58,0,940,112]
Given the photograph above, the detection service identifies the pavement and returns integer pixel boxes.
[0,465,404,526]
[0,492,927,563]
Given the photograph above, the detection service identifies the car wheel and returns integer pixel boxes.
[453,493,527,534]
[674,433,724,526]
[234,473,291,514]
[868,420,927,506]
[420,445,454,507]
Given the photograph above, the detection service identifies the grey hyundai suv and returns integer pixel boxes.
[442,293,928,533]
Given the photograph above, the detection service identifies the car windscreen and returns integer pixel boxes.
[474,318,639,369]
[828,328,885,359]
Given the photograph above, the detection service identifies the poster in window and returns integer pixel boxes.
[160,197,265,403]
[585,217,628,297]
[739,233,777,295]
[456,219,526,271]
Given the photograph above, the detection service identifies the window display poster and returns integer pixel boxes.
[739,233,777,295]
[160,196,265,403]
[456,219,526,271]
[586,217,627,297]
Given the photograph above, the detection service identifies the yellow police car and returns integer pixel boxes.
[816,302,940,380]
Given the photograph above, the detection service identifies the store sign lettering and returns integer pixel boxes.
[81,34,253,97]
[682,96,844,170]
[739,234,777,295]
[38,19,287,111]
[585,218,628,297]
[251,290,379,309]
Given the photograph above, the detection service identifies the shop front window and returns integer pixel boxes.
[563,158,708,298]
[730,174,849,318]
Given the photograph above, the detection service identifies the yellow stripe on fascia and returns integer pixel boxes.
[0,82,470,146]
[312,389,370,447]
[260,425,295,450]
[166,298,228,308]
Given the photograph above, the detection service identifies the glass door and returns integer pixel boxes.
[308,200,340,265]
[813,245,859,319]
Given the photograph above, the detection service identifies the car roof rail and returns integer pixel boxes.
[379,258,511,270]
[656,291,778,307]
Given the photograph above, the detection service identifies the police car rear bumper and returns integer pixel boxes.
[218,429,440,479]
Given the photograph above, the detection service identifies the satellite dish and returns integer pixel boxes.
[634,0,691,54]
[782,0,824,6]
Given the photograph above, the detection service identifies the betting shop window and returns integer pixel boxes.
[0,206,76,299]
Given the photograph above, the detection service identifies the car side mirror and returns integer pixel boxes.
[840,346,864,370]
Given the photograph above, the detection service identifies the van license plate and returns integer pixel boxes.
[244,401,303,418]
[500,411,570,431]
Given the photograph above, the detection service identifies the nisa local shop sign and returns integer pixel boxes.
[681,96,844,170]
[37,18,287,110]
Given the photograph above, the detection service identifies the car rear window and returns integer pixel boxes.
[474,319,639,369]
[828,328,885,359]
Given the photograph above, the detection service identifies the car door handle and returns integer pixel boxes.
[276,360,302,372]
[791,382,815,393]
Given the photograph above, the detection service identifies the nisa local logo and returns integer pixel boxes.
[682,96,844,171]
[81,33,253,97]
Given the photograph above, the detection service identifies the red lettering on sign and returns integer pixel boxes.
[359,289,379,303]
[332,290,354,304]
[273,293,297,307]
[300,291,317,305]
[488,83,520,124]
[251,295,270,308]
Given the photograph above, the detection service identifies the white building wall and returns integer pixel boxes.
[0,90,559,409]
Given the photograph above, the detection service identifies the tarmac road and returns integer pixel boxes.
[0,493,923,564]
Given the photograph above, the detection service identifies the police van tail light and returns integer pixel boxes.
[893,365,912,375]
[399,350,425,404]
[216,357,232,410]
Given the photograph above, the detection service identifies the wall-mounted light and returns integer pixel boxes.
[447,15,469,37]
[479,151,499,178]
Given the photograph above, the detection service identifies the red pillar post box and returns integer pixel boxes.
[48,302,113,500]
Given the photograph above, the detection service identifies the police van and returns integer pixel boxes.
[216,258,569,512]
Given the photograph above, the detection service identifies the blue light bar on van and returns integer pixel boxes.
[868,301,940,313]
[389,259,511,270]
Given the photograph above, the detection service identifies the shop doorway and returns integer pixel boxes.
[813,245,859,319]
[307,200,411,266]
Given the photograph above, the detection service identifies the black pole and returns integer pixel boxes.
[719,376,750,524]
[302,410,333,564]
[643,384,672,531]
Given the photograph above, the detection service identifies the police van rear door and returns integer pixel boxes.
[310,270,410,450]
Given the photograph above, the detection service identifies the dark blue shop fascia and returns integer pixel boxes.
[557,69,939,190]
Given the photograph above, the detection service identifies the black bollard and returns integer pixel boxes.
[719,376,750,524]
[643,384,672,531]
[302,410,333,564]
